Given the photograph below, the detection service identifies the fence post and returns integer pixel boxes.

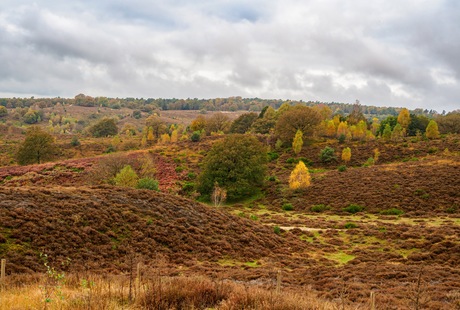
[1,259,5,284]
[370,291,376,310]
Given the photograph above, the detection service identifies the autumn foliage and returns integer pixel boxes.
[289,161,311,190]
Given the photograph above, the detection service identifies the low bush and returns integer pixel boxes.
[137,177,159,191]
[380,208,404,216]
[344,222,358,229]
[338,165,347,172]
[267,152,279,162]
[273,226,281,234]
[319,146,337,163]
[311,204,330,212]
[282,203,294,211]
[343,204,365,214]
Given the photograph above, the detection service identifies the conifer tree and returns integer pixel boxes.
[289,161,311,190]
[292,129,303,155]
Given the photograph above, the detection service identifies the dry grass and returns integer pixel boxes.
[0,273,338,310]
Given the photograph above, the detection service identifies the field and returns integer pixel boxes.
[0,108,459,309]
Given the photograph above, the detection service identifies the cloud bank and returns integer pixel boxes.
[0,0,459,111]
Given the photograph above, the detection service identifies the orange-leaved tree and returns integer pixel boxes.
[289,161,311,190]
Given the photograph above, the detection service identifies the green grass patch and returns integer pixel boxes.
[325,252,355,265]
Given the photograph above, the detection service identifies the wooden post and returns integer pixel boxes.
[136,262,141,298]
[1,259,5,284]
[370,291,376,310]
[276,269,281,294]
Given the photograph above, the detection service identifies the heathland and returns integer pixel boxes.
[0,96,459,309]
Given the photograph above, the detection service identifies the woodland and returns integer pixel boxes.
[0,96,459,309]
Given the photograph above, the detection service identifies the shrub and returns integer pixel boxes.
[113,165,139,187]
[311,204,330,212]
[363,157,375,166]
[344,222,358,229]
[190,131,201,142]
[380,208,404,216]
[70,136,81,147]
[286,157,296,164]
[282,203,294,211]
[319,146,337,163]
[136,177,159,191]
[267,176,277,182]
[343,204,365,214]
[338,134,346,144]
[273,226,281,234]
[88,118,118,137]
[298,157,313,166]
[267,152,279,162]
[338,165,347,172]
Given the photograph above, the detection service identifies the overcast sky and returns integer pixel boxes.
[1,0,459,112]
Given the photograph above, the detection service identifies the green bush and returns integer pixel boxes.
[274,226,281,234]
[114,165,139,187]
[338,165,347,172]
[338,134,346,144]
[319,146,337,163]
[181,182,195,193]
[299,157,313,166]
[311,204,330,212]
[267,176,277,182]
[286,157,296,164]
[267,152,279,162]
[137,177,159,191]
[282,203,294,211]
[344,222,358,229]
[343,204,365,214]
[380,208,404,215]
[70,136,81,147]
[190,131,201,142]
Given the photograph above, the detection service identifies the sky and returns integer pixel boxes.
[0,0,459,112]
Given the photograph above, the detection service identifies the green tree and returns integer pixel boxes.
[275,105,321,143]
[198,134,267,201]
[319,146,337,163]
[292,129,303,155]
[113,165,139,187]
[382,123,392,141]
[16,126,56,165]
[0,106,7,117]
[425,120,440,139]
[88,118,118,137]
[230,112,258,133]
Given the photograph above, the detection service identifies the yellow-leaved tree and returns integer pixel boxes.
[289,161,311,190]
[425,120,440,139]
[341,147,351,163]
[292,129,303,155]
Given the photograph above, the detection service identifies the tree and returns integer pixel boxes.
[88,118,118,137]
[436,112,460,134]
[336,121,349,138]
[382,124,392,141]
[408,114,429,136]
[377,116,397,136]
[0,106,7,117]
[229,112,258,133]
[292,129,303,155]
[425,120,440,139]
[342,147,351,163]
[145,115,167,139]
[347,102,366,125]
[289,161,311,190]
[397,108,411,135]
[16,126,56,165]
[190,115,207,132]
[275,105,321,143]
[198,134,267,201]
[205,112,231,134]
[319,146,337,163]
[391,123,403,141]
[113,165,139,187]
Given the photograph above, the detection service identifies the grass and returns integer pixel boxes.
[324,252,355,265]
